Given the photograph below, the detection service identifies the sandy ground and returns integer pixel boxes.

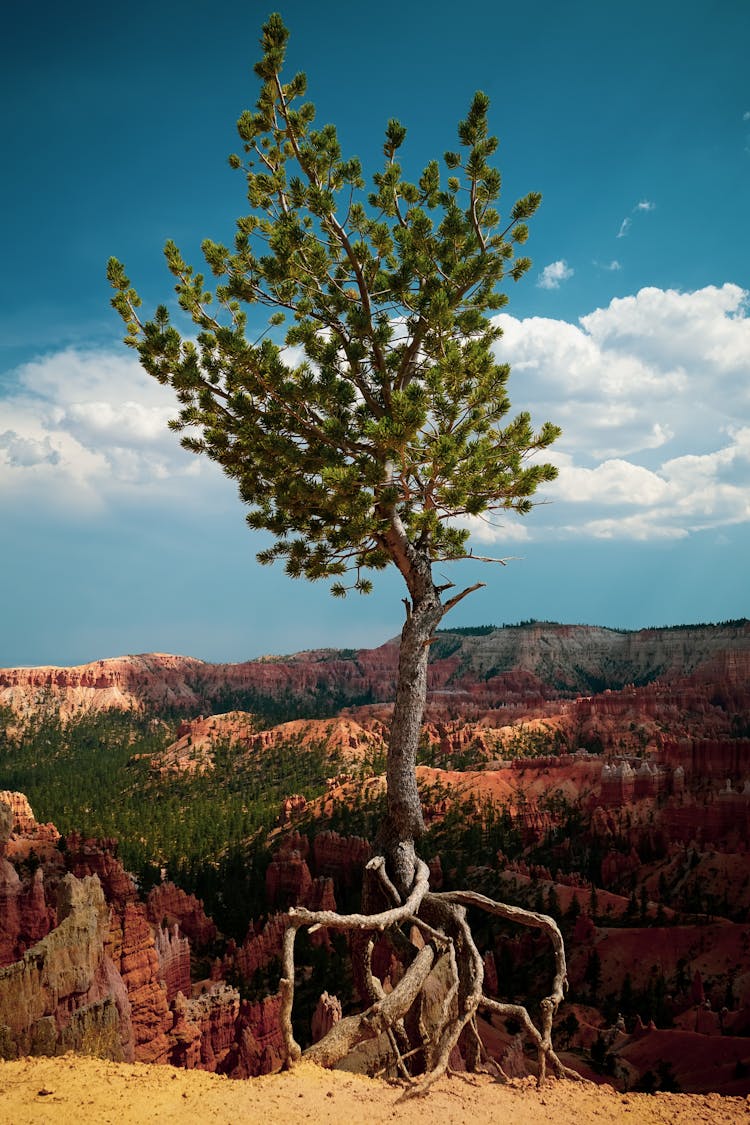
[1,1057,748,1125]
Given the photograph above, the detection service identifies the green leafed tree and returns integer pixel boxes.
[109,13,568,1091]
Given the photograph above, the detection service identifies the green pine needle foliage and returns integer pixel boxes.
[107,13,560,596]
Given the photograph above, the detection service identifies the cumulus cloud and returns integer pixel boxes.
[490,283,750,542]
[537,260,574,290]
[0,348,218,515]
[3,286,750,547]
[635,200,655,211]
[0,431,60,468]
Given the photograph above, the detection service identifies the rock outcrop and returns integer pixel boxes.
[0,874,134,1062]
[0,796,59,966]
[0,790,60,861]
[231,994,286,1077]
[169,984,241,1071]
[311,991,342,1043]
[147,883,217,948]
[110,900,173,1063]
[3,620,749,723]
[154,924,192,1002]
[0,862,53,966]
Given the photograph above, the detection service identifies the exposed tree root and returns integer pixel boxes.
[303,944,437,1067]
[279,854,576,1093]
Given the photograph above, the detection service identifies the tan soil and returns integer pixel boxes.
[1,1057,748,1125]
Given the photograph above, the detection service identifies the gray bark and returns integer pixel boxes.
[378,564,443,897]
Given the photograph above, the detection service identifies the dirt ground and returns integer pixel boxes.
[1,1057,748,1125]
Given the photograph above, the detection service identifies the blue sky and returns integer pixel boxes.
[1,0,749,667]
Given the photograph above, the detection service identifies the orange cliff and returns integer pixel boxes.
[0,793,279,1074]
[0,620,748,725]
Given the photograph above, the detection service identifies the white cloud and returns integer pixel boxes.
[489,283,750,542]
[580,284,750,376]
[537,260,574,290]
[0,348,220,516]
[573,514,689,541]
[457,514,531,545]
[616,199,655,237]
[4,288,750,547]
[556,459,671,506]
[743,111,750,121]
[61,400,173,447]
[0,431,60,468]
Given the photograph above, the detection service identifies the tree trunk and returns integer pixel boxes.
[379,573,443,898]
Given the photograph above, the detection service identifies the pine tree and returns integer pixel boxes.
[108,12,564,1090]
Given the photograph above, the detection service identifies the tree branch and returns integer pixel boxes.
[452,552,517,565]
[440,582,486,616]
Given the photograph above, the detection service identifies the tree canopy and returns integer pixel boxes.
[108,12,559,603]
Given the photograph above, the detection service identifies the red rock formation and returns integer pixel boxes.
[483,950,498,996]
[499,1033,529,1079]
[660,737,750,779]
[0,796,56,965]
[157,711,258,774]
[154,924,191,1002]
[108,900,172,1063]
[265,850,312,908]
[0,790,60,861]
[304,876,337,914]
[155,713,387,777]
[617,1026,750,1094]
[694,1003,721,1035]
[230,914,288,980]
[312,830,371,887]
[168,993,202,1069]
[311,991,341,1043]
[275,830,310,860]
[0,791,38,833]
[231,994,285,1077]
[4,621,748,727]
[0,801,11,855]
[600,847,641,889]
[659,784,750,845]
[0,865,54,966]
[691,970,706,1005]
[0,874,134,1062]
[169,984,241,1072]
[147,883,217,948]
[428,854,444,891]
[278,794,307,824]
[572,914,596,943]
[65,832,138,906]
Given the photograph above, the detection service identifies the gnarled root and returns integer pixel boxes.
[278,856,576,1092]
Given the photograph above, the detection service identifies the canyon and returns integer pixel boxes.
[0,619,749,1095]
[2,619,748,723]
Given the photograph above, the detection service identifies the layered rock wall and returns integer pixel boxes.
[660,738,750,779]
[0,874,133,1062]
[3,620,749,722]
[147,883,217,948]
[154,924,191,1002]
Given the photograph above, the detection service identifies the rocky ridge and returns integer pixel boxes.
[2,620,748,722]
[0,793,372,1080]
[1,619,750,1094]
